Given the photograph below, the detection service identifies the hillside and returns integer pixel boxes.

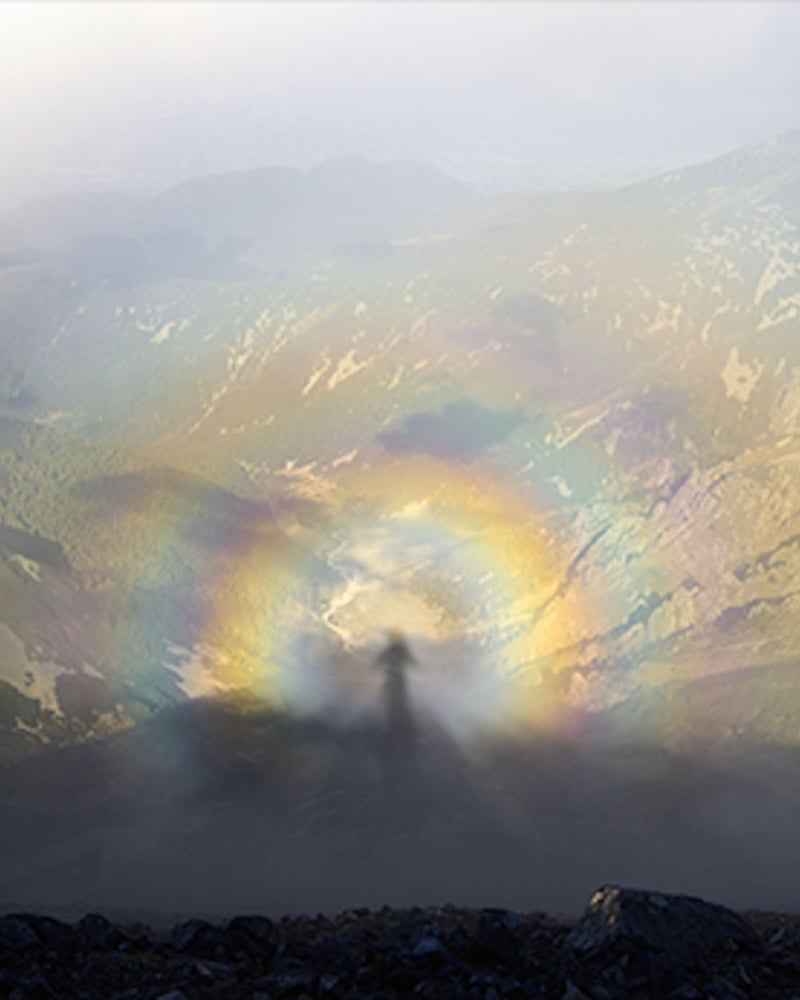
[0,133,798,757]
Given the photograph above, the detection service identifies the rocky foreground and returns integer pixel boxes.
[2,886,800,999]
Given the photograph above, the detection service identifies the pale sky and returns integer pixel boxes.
[1,2,798,206]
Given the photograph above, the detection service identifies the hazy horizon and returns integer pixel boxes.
[2,2,799,209]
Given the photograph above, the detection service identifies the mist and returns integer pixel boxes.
[0,0,800,937]
[3,692,800,922]
[2,3,800,207]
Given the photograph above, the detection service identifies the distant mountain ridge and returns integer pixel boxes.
[0,157,477,270]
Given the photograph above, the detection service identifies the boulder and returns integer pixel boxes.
[222,914,280,964]
[0,915,40,950]
[170,918,223,959]
[474,908,528,966]
[78,913,124,950]
[563,885,760,993]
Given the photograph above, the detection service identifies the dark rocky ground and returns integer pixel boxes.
[2,886,800,999]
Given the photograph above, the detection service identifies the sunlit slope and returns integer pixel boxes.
[0,134,798,754]
[0,417,336,758]
[611,660,800,748]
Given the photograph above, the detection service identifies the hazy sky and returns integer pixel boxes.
[1,2,799,206]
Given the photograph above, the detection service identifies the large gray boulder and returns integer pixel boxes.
[562,885,760,995]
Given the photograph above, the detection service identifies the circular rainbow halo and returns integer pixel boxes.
[198,453,593,735]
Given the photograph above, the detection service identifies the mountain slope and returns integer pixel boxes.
[0,135,799,751]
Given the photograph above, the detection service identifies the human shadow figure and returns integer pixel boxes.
[376,630,419,794]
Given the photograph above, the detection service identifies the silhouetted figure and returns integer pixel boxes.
[376,630,418,792]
